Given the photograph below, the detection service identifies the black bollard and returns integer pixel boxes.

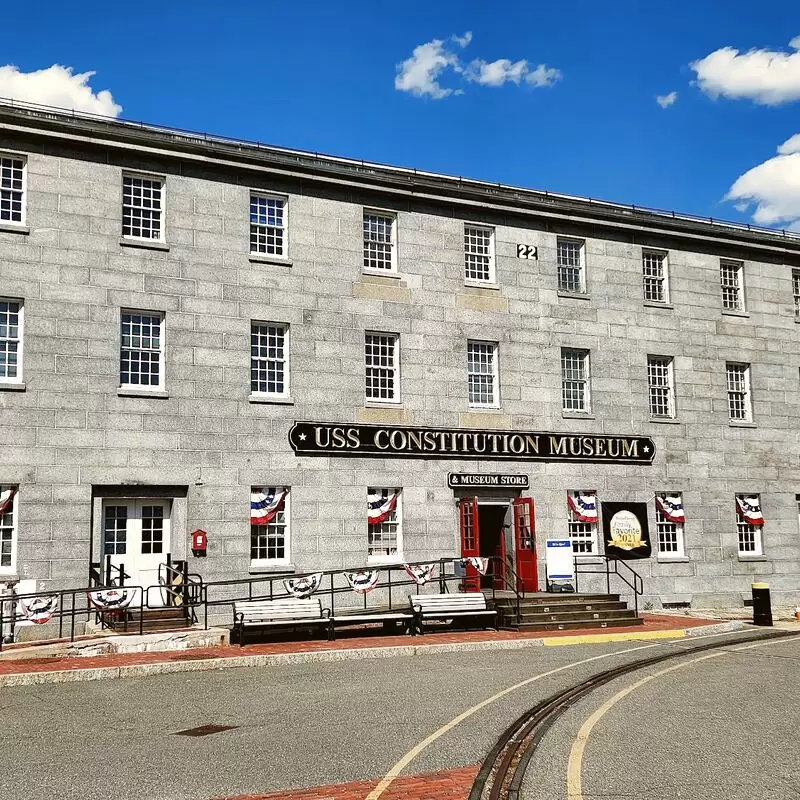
[751,582,773,627]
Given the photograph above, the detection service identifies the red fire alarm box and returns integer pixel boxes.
[191,529,207,556]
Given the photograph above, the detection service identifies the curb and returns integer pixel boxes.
[0,620,751,687]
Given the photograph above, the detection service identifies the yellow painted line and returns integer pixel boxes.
[543,629,686,647]
[363,641,663,800]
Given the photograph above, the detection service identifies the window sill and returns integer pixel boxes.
[117,388,169,399]
[365,400,402,408]
[362,269,401,280]
[249,564,296,574]
[729,420,757,428]
[463,281,500,292]
[557,290,590,300]
[649,416,680,424]
[722,309,749,318]
[656,556,690,563]
[562,412,595,420]
[248,254,293,267]
[367,557,404,567]
[0,223,29,235]
[737,554,767,562]
[249,395,294,405]
[120,237,170,252]
[468,404,501,412]
[643,301,673,310]
[0,382,26,392]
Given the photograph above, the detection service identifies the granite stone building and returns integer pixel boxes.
[1,101,799,611]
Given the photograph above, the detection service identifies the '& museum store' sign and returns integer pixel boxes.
[288,422,655,465]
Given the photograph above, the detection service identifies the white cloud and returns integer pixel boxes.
[395,34,561,98]
[725,133,800,226]
[0,64,121,117]
[656,91,678,108]
[690,37,800,105]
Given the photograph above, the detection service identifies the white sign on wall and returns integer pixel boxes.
[546,539,575,582]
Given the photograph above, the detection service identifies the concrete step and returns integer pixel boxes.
[511,615,645,632]
[492,593,621,608]
[515,603,630,619]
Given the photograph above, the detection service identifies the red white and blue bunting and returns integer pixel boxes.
[344,570,381,594]
[0,487,16,517]
[403,563,437,585]
[283,573,323,599]
[251,488,287,526]
[18,596,58,625]
[87,588,135,613]
[656,494,686,524]
[736,496,764,527]
[568,493,598,523]
[460,557,489,575]
[368,490,399,524]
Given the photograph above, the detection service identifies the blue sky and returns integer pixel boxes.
[2,0,800,228]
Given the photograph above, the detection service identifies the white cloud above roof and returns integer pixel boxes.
[690,37,800,105]
[656,91,678,108]
[0,64,121,117]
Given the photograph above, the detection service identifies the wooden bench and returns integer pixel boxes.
[233,598,333,646]
[409,593,497,635]
[332,610,414,635]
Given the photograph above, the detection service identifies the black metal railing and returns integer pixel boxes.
[573,556,645,616]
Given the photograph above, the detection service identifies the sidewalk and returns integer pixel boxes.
[0,614,758,687]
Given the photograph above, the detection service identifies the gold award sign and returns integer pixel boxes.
[608,510,644,550]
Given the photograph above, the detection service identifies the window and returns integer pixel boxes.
[0,156,25,224]
[557,238,586,293]
[464,225,495,284]
[103,505,127,556]
[720,259,744,311]
[0,299,23,383]
[250,194,286,257]
[726,362,752,422]
[365,332,399,403]
[467,340,499,407]
[250,322,288,398]
[655,493,685,557]
[793,271,800,319]
[736,494,763,555]
[122,174,163,240]
[363,212,396,272]
[643,250,669,304]
[647,356,675,418]
[250,487,290,564]
[0,486,18,572]
[561,348,590,413]
[567,491,598,555]
[120,311,164,389]
[368,488,402,560]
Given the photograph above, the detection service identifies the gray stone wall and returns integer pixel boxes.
[0,125,799,610]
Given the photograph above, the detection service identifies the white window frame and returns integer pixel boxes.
[122,172,165,242]
[561,348,591,414]
[249,193,288,258]
[0,154,26,227]
[0,298,23,385]
[567,491,598,556]
[0,486,18,574]
[726,362,752,423]
[642,249,669,304]
[647,355,675,419]
[367,488,403,563]
[365,331,400,404]
[467,340,500,408]
[557,237,586,294]
[250,487,291,567]
[463,224,496,285]
[119,309,165,391]
[250,322,290,400]
[720,259,745,312]
[363,210,397,274]
[655,494,685,558]
[736,494,763,556]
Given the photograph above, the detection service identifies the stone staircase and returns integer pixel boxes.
[491,592,643,632]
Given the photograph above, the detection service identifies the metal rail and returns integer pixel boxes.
[469,629,798,800]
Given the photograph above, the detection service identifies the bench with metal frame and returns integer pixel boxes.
[410,593,497,635]
[233,598,333,646]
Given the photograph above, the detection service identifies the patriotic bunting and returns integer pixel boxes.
[368,490,399,524]
[0,487,16,517]
[344,570,381,594]
[568,493,598,523]
[656,494,686,524]
[87,588,135,613]
[460,557,489,575]
[736,496,764,527]
[251,488,287,526]
[18,596,58,625]
[283,573,323,599]
[403,563,437,585]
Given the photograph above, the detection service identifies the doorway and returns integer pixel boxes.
[478,504,507,589]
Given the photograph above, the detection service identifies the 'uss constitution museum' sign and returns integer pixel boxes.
[288,422,655,465]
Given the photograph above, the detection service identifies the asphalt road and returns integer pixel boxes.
[0,630,796,800]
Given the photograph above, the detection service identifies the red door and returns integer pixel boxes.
[458,497,480,593]
[513,497,537,593]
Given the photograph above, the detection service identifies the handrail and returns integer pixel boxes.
[573,556,645,616]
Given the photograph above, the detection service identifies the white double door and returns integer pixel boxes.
[102,500,172,607]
